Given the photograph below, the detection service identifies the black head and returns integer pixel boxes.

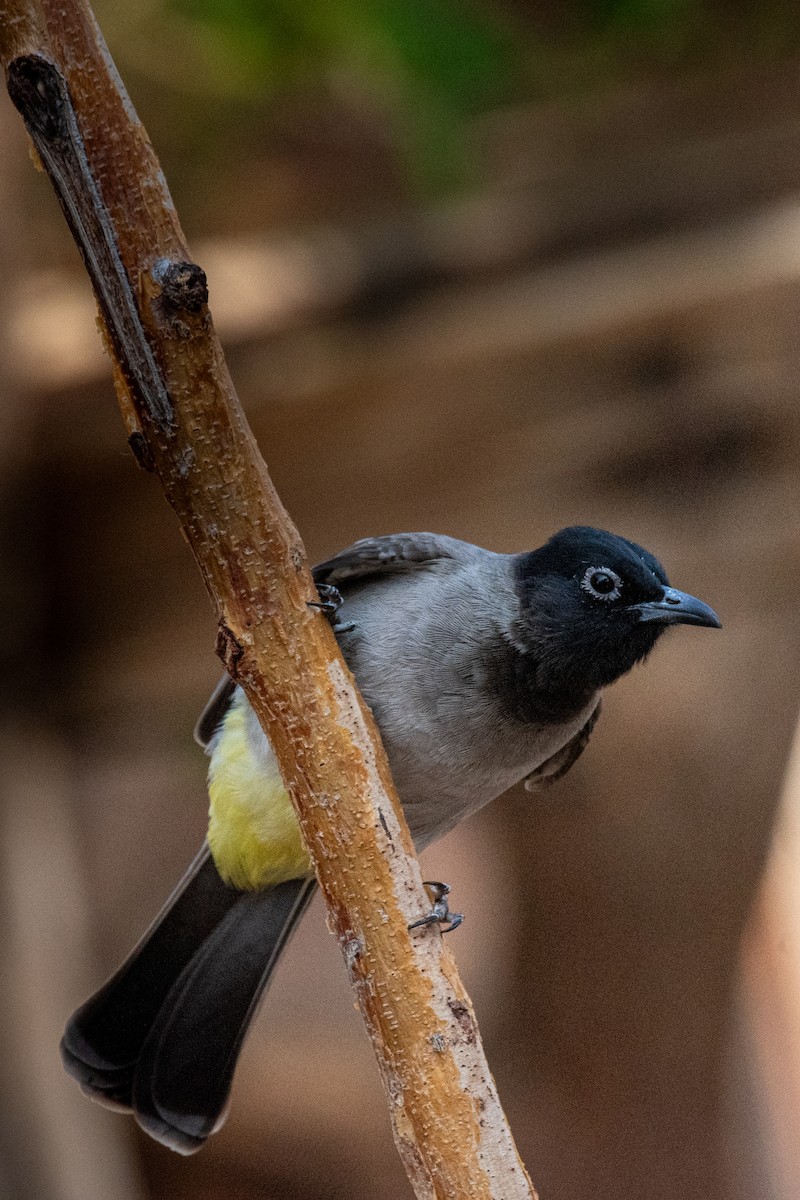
[514,526,720,698]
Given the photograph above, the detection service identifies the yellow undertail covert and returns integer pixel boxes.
[207,691,312,890]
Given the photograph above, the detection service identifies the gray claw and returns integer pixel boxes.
[308,584,356,634]
[408,881,463,935]
[307,582,343,617]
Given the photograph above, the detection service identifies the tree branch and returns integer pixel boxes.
[1,5,537,1197]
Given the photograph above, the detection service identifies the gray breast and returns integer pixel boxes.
[336,555,597,849]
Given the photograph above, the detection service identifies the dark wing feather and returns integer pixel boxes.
[194,675,237,748]
[523,701,602,791]
[313,532,471,588]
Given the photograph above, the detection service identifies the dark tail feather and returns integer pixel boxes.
[61,845,316,1153]
[61,845,238,1110]
[132,876,316,1153]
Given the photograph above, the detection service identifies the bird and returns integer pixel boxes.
[61,526,720,1154]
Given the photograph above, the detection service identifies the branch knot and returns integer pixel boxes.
[6,54,67,141]
[153,259,209,313]
[216,622,244,676]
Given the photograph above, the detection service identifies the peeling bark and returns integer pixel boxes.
[0,4,537,1196]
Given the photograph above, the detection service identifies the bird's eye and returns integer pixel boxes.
[580,566,623,602]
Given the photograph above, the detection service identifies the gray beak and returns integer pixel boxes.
[632,587,721,629]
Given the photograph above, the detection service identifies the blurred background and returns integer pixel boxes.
[2,2,800,1197]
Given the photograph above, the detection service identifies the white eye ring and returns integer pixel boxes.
[580,565,623,602]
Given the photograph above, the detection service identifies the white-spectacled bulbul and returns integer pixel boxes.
[61,526,721,1153]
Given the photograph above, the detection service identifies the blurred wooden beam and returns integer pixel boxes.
[9,195,800,396]
[0,726,147,1200]
[7,55,800,399]
[736,720,800,1199]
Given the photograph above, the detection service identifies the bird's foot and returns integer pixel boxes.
[408,881,463,934]
[307,583,356,634]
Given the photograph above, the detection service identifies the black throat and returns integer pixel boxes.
[483,633,597,727]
